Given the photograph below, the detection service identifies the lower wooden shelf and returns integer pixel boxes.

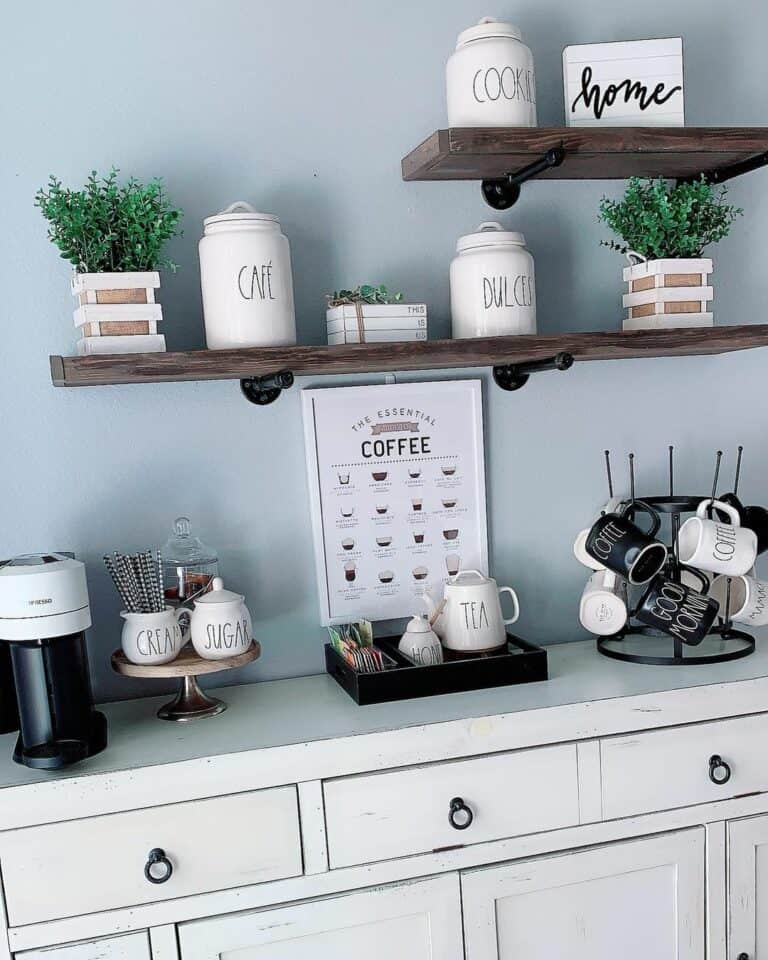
[50,324,768,388]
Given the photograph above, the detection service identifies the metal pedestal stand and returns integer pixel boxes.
[595,495,756,666]
[112,642,261,720]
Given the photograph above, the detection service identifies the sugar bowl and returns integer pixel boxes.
[187,577,253,660]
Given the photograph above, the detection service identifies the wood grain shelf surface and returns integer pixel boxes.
[402,127,768,181]
[50,325,768,387]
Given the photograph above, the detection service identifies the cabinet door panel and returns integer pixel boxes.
[728,813,768,959]
[462,829,705,960]
[178,874,462,960]
[16,933,151,960]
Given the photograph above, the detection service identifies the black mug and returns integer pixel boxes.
[585,501,667,585]
[636,570,719,646]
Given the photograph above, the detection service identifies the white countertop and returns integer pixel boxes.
[1,638,767,793]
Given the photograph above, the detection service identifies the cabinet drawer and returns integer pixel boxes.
[324,744,579,868]
[0,787,302,926]
[601,712,768,819]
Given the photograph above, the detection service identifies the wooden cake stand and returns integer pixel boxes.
[111,642,261,721]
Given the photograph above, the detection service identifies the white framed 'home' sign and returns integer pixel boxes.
[563,38,684,127]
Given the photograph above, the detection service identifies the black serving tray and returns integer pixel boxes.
[325,634,548,705]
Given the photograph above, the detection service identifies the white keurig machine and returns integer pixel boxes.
[0,554,107,768]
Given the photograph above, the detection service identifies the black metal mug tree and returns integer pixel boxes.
[591,446,757,666]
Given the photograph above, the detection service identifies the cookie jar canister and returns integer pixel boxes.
[450,222,536,338]
[446,17,537,127]
[199,201,296,349]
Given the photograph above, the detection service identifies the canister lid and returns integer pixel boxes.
[193,577,243,605]
[204,201,279,228]
[456,221,526,253]
[161,517,218,567]
[456,17,522,48]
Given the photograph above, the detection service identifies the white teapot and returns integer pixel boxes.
[426,570,519,653]
[188,577,253,660]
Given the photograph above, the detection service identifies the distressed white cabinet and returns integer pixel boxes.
[6,643,768,960]
[728,813,768,960]
[461,830,706,960]
[177,874,463,960]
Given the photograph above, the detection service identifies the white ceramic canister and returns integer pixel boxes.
[446,17,537,127]
[199,202,296,349]
[398,616,444,665]
[450,222,536,338]
[187,577,253,660]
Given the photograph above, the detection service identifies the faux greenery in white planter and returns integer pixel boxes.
[599,177,742,330]
[36,169,182,354]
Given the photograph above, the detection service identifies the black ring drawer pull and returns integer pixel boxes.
[737,954,749,960]
[144,847,173,884]
[709,755,732,785]
[449,797,474,830]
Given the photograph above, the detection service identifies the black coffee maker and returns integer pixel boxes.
[0,643,19,736]
[0,555,107,769]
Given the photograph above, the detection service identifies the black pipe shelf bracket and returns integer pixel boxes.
[481,146,566,210]
[677,149,768,187]
[493,351,574,391]
[240,370,294,405]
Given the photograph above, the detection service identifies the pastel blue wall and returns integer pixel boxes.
[2,1,766,701]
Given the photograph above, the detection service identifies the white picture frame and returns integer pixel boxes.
[563,38,684,127]
[302,380,489,625]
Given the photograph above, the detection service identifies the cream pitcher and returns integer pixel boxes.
[426,570,519,653]
[187,577,253,660]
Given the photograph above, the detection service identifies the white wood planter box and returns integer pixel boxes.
[76,334,166,356]
[621,258,713,330]
[326,303,427,345]
[71,271,160,304]
[71,272,164,354]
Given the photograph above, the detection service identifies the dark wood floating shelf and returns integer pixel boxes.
[402,127,768,182]
[50,325,768,388]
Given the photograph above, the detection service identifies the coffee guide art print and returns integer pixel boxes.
[303,381,488,625]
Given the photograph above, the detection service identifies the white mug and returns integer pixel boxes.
[709,573,768,626]
[579,570,628,636]
[121,607,187,666]
[678,499,757,576]
[573,528,606,571]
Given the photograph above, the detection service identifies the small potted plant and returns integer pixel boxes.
[36,168,182,354]
[599,177,742,330]
[326,284,427,345]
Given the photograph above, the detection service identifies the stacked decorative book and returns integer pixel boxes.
[326,303,428,345]
[72,272,166,355]
[622,259,713,331]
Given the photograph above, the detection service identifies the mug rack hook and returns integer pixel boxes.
[240,370,294,405]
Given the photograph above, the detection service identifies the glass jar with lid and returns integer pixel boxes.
[161,517,219,607]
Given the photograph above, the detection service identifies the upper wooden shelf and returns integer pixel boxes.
[50,325,768,388]
[402,127,768,182]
